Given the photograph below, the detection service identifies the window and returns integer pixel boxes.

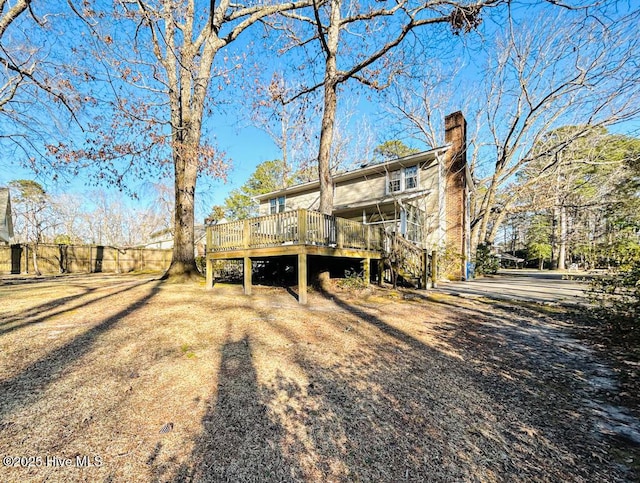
[387,165,419,193]
[405,165,418,189]
[405,205,423,244]
[388,170,402,193]
[269,196,285,214]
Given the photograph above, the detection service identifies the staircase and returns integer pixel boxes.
[383,233,428,288]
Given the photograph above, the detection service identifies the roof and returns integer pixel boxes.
[496,253,525,263]
[255,146,449,201]
[0,187,14,243]
[333,189,433,213]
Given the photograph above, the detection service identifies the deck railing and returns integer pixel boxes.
[390,233,425,278]
[207,209,383,253]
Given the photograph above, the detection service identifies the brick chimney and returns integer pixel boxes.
[443,111,468,280]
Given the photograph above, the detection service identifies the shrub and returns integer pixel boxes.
[336,270,368,290]
[195,255,207,274]
[474,243,499,276]
[588,259,640,332]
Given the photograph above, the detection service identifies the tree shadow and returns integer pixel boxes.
[0,280,162,420]
[0,278,155,335]
[172,335,301,482]
[269,289,627,481]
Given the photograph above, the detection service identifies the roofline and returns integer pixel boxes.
[255,145,450,201]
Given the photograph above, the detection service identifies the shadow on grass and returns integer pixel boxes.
[0,278,157,335]
[0,279,162,421]
[257,289,623,481]
[173,335,300,482]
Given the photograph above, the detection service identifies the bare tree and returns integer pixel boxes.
[388,3,640,254]
[281,0,504,214]
[249,73,319,184]
[58,0,313,280]
[9,179,56,274]
[471,6,640,249]
[0,1,78,164]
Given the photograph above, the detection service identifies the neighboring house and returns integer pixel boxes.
[0,187,14,244]
[143,224,208,257]
[255,112,472,279]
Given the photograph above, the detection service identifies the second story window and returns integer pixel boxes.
[389,170,402,193]
[405,165,418,189]
[387,165,419,194]
[269,196,286,214]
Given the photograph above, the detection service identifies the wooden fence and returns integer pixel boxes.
[0,244,171,275]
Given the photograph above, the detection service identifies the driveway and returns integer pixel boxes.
[433,269,591,305]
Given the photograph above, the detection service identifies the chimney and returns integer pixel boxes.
[444,111,467,175]
[443,112,469,280]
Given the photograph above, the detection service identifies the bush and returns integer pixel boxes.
[588,259,640,332]
[195,255,207,275]
[474,243,499,276]
[336,270,368,290]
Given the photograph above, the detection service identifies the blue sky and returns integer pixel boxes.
[0,120,283,218]
[1,0,638,224]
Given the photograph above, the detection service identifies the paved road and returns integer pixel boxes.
[433,269,591,305]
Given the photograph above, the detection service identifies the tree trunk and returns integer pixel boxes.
[164,150,201,281]
[551,205,559,270]
[558,204,567,270]
[32,243,41,276]
[476,170,501,245]
[161,11,215,282]
[318,80,337,215]
[317,0,341,216]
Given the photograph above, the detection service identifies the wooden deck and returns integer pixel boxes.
[205,209,384,304]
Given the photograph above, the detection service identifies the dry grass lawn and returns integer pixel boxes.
[0,274,637,482]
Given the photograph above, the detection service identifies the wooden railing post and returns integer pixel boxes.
[298,209,307,245]
[337,219,344,248]
[243,219,250,248]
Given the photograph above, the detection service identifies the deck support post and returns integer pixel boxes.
[421,250,428,289]
[298,252,307,305]
[377,259,383,285]
[431,249,438,288]
[243,256,252,295]
[362,257,370,286]
[206,257,213,290]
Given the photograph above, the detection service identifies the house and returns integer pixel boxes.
[254,111,472,279]
[0,187,14,244]
[143,224,208,257]
[205,112,472,304]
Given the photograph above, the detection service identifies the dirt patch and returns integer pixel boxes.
[0,275,637,481]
